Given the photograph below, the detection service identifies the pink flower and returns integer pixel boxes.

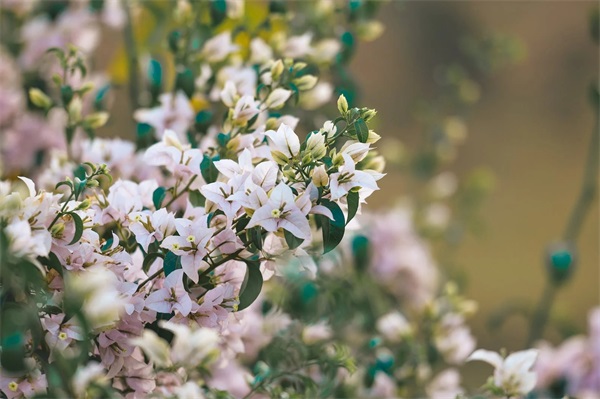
[145,270,194,316]
[161,217,215,283]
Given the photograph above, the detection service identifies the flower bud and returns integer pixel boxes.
[79,82,95,95]
[29,88,52,109]
[362,108,377,122]
[271,150,289,166]
[306,132,327,160]
[293,75,318,91]
[270,59,284,81]
[50,222,65,238]
[311,165,329,187]
[367,130,381,143]
[83,112,109,129]
[265,88,292,110]
[337,94,348,115]
[68,97,83,122]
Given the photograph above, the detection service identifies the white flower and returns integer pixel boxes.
[129,209,176,252]
[376,312,412,342]
[282,33,312,58]
[159,320,220,367]
[302,322,332,344]
[247,182,311,240]
[232,95,261,125]
[298,82,333,110]
[134,91,194,140]
[467,348,539,397]
[265,123,301,161]
[144,269,195,316]
[202,31,238,63]
[264,88,292,110]
[329,154,380,200]
[310,39,341,63]
[249,38,273,64]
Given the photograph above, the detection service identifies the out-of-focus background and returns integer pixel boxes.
[351,0,599,357]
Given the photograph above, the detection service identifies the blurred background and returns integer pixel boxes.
[351,0,599,356]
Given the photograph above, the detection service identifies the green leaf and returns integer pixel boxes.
[238,260,263,311]
[210,0,227,26]
[175,68,195,98]
[153,187,167,209]
[318,200,345,254]
[284,230,304,249]
[200,154,220,184]
[68,212,84,245]
[148,58,163,88]
[354,117,369,143]
[188,190,206,207]
[346,190,360,224]
[163,251,181,276]
[143,252,165,273]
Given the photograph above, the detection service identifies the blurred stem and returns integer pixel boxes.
[526,281,556,347]
[563,111,600,241]
[123,0,140,111]
[526,109,599,346]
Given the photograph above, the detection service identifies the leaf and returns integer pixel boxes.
[143,252,165,273]
[284,230,304,250]
[188,190,206,207]
[153,187,167,209]
[346,190,360,224]
[238,260,263,311]
[67,212,84,245]
[354,117,369,143]
[175,67,195,98]
[148,58,163,88]
[163,251,181,276]
[318,200,345,254]
[200,154,220,184]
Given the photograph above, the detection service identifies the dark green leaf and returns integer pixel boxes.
[163,251,181,276]
[148,58,163,88]
[200,154,220,184]
[175,68,195,98]
[153,187,167,209]
[346,190,359,224]
[188,190,206,207]
[354,117,369,143]
[210,0,227,26]
[318,199,345,254]
[238,260,263,311]
[284,230,304,249]
[143,252,165,273]
[68,212,84,245]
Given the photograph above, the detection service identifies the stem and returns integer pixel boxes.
[526,110,599,346]
[563,112,600,241]
[526,282,556,346]
[136,268,163,292]
[48,192,74,229]
[163,175,198,208]
[123,0,140,111]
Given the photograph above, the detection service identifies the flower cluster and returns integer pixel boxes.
[0,1,386,398]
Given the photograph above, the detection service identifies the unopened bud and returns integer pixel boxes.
[68,98,83,122]
[265,88,292,110]
[293,75,318,91]
[51,223,65,238]
[337,94,349,115]
[271,150,289,166]
[270,59,284,81]
[306,133,327,160]
[311,165,329,187]
[83,112,109,129]
[29,88,53,109]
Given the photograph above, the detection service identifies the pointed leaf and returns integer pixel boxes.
[238,260,263,311]
[153,187,167,209]
[318,199,345,253]
[346,190,359,224]
[67,212,84,245]
[354,117,369,143]
[163,251,181,276]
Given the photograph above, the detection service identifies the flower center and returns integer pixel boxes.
[172,243,180,250]
[58,332,68,340]
[271,209,281,218]
[8,381,18,392]
[186,235,195,243]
